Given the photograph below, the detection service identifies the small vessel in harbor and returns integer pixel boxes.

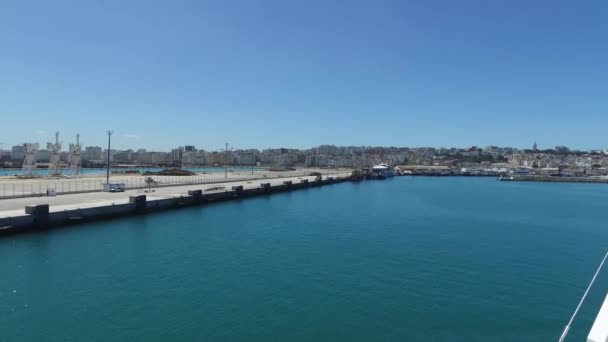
[371,163,395,179]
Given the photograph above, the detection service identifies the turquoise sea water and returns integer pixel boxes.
[2,177,608,341]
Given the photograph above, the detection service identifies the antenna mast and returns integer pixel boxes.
[225,142,229,179]
[106,131,113,184]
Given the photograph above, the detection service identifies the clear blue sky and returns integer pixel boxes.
[1,0,607,151]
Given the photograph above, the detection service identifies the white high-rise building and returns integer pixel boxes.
[83,146,103,161]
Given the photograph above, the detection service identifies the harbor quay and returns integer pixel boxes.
[0,172,352,235]
[0,168,344,199]
[498,175,608,184]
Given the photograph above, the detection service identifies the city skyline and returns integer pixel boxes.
[0,133,602,154]
[3,138,608,176]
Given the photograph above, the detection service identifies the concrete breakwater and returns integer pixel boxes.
[0,168,341,199]
[499,175,608,184]
[0,174,350,236]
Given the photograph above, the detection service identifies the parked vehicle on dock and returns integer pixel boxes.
[103,183,126,192]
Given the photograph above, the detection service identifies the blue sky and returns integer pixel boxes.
[1,0,606,151]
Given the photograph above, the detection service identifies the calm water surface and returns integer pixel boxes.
[2,177,608,341]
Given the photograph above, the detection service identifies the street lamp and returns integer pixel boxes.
[106,130,113,184]
[224,142,229,179]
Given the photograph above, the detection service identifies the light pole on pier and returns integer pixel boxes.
[106,130,113,184]
[224,142,229,179]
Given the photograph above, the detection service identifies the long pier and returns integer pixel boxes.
[498,175,608,184]
[0,173,352,235]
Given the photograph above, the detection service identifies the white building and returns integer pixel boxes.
[181,151,196,165]
[83,146,103,161]
[234,151,257,165]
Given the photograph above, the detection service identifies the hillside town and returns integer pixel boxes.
[2,140,608,177]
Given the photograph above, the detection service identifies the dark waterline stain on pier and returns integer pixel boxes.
[1,177,608,341]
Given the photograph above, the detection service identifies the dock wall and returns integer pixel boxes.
[0,176,348,235]
[499,175,608,184]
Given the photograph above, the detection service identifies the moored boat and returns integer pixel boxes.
[371,163,395,179]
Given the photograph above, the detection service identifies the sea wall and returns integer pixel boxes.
[0,177,348,235]
[500,175,608,184]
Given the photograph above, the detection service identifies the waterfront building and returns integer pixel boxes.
[513,167,531,176]
[0,150,10,162]
[305,155,318,167]
[261,148,297,166]
[113,150,134,163]
[36,149,52,163]
[102,149,117,162]
[11,145,25,162]
[207,152,223,165]
[136,152,153,164]
[60,152,70,163]
[190,150,206,165]
[171,147,184,163]
[181,151,196,165]
[83,146,103,161]
[318,144,338,155]
[462,147,481,158]
[510,153,523,167]
[234,150,257,165]
[136,151,168,164]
